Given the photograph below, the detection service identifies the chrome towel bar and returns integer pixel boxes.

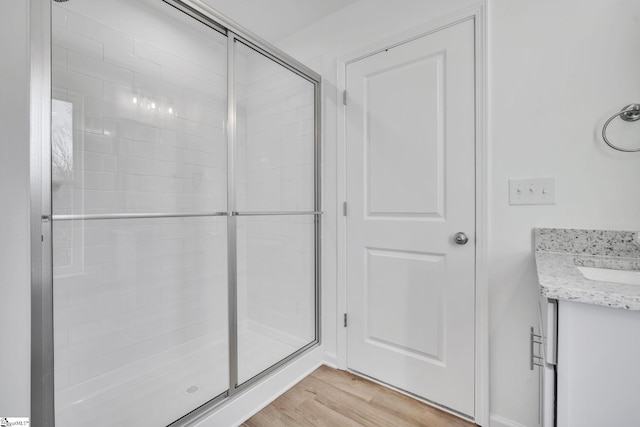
[601,103,640,152]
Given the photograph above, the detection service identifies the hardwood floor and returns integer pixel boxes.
[241,365,477,427]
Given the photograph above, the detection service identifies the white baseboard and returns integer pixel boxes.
[490,414,529,427]
[322,351,338,369]
[192,346,323,427]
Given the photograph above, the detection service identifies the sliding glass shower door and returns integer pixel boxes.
[234,41,318,385]
[51,1,229,425]
[48,1,319,426]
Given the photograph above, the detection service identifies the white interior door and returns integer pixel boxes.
[345,19,476,417]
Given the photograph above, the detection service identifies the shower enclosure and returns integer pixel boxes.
[35,0,320,425]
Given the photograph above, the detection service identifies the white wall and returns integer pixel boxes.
[277,0,640,426]
[490,1,640,424]
[0,0,31,418]
[4,0,640,424]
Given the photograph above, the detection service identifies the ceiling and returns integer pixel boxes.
[201,0,359,43]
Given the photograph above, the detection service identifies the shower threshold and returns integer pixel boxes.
[55,326,308,427]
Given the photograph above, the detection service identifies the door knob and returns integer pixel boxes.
[453,232,469,245]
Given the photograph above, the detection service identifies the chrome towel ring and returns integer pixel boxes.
[601,103,640,152]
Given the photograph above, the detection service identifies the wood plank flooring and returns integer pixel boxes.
[241,365,477,427]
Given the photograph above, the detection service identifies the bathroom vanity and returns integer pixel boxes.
[534,229,640,427]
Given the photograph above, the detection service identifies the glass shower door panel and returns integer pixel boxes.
[236,216,316,384]
[51,1,229,426]
[51,0,227,217]
[53,217,228,427]
[234,40,317,385]
[235,41,316,213]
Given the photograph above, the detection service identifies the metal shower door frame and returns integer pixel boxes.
[30,1,322,425]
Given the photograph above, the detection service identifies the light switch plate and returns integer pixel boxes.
[509,177,556,205]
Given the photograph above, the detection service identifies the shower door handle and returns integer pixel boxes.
[453,232,469,245]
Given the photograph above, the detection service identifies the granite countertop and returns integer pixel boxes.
[535,228,640,310]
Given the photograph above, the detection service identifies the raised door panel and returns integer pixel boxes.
[366,53,445,219]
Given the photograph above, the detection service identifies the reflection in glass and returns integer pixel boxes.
[51,0,227,217]
[52,99,74,190]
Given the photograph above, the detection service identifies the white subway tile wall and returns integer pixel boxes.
[235,42,315,213]
[235,43,316,384]
[51,1,229,426]
[51,0,318,425]
[236,216,316,384]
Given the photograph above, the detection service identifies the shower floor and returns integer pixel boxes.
[55,325,308,427]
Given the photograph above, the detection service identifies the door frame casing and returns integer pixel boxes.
[335,4,488,425]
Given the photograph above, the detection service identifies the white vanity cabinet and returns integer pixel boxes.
[534,228,640,427]
[556,300,640,427]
